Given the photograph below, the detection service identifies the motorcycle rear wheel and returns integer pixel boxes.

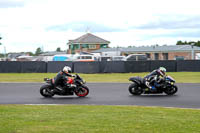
[164,85,178,95]
[75,85,89,97]
[40,84,54,98]
[129,83,143,95]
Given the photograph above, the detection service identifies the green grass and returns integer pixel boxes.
[0,105,200,133]
[0,72,200,83]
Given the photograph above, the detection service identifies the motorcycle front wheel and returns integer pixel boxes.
[164,85,178,95]
[40,84,54,98]
[75,85,89,97]
[129,83,143,95]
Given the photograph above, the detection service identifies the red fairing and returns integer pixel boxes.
[51,78,55,84]
[67,77,74,84]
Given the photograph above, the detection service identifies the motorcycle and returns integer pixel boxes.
[40,74,89,98]
[128,75,178,95]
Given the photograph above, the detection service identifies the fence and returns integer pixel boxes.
[0,60,200,73]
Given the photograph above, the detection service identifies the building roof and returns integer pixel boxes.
[40,51,67,56]
[68,33,110,44]
[92,45,200,53]
[7,53,27,59]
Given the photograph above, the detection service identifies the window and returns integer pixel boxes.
[162,53,168,60]
[77,56,92,59]
[146,53,150,59]
[89,45,96,49]
[81,44,89,48]
[83,56,92,59]
[70,45,74,50]
[127,56,136,61]
[154,53,159,60]
[126,54,147,61]
[72,44,80,50]
[100,44,108,48]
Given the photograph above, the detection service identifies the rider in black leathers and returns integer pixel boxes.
[144,67,166,91]
[53,66,74,92]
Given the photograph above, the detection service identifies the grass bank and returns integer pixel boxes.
[0,105,200,133]
[0,72,199,83]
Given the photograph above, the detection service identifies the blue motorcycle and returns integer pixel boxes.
[128,75,178,95]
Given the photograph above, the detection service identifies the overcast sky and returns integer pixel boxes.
[0,0,200,53]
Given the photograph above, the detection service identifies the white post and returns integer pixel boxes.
[4,46,6,60]
[117,47,119,56]
[191,44,194,60]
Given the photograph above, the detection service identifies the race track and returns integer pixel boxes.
[0,83,200,109]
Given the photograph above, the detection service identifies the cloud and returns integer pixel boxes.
[0,0,24,8]
[162,30,200,38]
[135,15,200,30]
[1,0,200,53]
[137,29,200,42]
[46,21,124,32]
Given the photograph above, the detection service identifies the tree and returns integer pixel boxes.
[0,53,4,57]
[26,52,34,56]
[56,47,61,52]
[35,47,42,55]
[196,41,200,47]
[176,40,183,45]
[176,40,200,47]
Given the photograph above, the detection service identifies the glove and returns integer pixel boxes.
[145,81,152,89]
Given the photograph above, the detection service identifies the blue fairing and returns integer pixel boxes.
[166,76,175,82]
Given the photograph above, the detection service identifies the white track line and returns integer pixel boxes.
[24,104,200,110]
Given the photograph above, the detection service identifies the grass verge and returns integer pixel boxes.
[0,72,199,83]
[0,105,200,133]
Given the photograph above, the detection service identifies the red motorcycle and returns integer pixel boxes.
[40,74,89,97]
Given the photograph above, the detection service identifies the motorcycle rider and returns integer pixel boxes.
[144,67,166,91]
[53,66,75,93]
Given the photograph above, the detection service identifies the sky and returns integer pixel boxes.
[0,0,200,53]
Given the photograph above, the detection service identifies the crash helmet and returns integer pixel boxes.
[158,67,166,76]
[63,66,72,73]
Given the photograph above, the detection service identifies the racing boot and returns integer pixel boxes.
[150,86,157,92]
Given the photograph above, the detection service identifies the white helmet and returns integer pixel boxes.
[63,66,72,73]
[159,67,166,76]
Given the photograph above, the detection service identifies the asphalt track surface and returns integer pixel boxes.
[0,83,200,109]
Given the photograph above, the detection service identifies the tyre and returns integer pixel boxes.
[75,85,89,97]
[128,83,143,95]
[164,85,178,95]
[40,84,54,98]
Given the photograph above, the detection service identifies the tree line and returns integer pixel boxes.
[0,47,64,58]
[32,47,63,56]
[176,40,200,47]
